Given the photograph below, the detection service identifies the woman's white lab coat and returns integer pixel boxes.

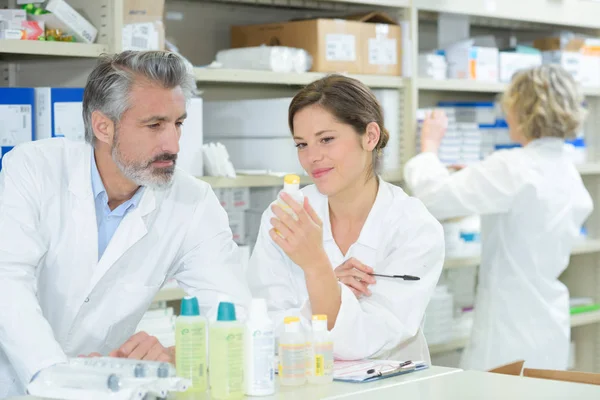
[0,139,251,396]
[247,180,445,363]
[404,138,593,370]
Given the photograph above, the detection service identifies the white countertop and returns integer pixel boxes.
[9,366,460,400]
[14,367,600,400]
[337,370,600,400]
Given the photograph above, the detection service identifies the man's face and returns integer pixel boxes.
[111,80,187,189]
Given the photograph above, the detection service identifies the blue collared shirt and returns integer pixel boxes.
[91,152,144,260]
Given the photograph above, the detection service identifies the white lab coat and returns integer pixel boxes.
[0,139,251,397]
[404,138,593,370]
[247,180,445,363]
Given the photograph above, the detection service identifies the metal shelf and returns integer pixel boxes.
[153,287,187,303]
[577,163,600,176]
[201,0,408,8]
[0,40,108,58]
[444,257,481,270]
[429,337,470,355]
[197,170,404,189]
[418,78,507,94]
[329,0,408,6]
[199,174,311,189]
[571,310,600,328]
[417,78,600,97]
[571,239,600,256]
[440,240,600,270]
[430,311,600,354]
[415,0,600,30]
[195,68,405,89]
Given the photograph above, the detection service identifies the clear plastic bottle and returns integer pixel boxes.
[175,296,207,393]
[279,316,306,386]
[209,302,244,399]
[307,315,334,384]
[275,174,305,220]
[244,299,275,396]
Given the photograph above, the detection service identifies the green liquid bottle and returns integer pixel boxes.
[209,302,244,399]
[176,296,207,394]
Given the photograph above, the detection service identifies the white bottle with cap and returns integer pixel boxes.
[279,316,306,386]
[244,299,275,396]
[275,174,305,220]
[307,315,334,384]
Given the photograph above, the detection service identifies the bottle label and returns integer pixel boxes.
[175,322,207,391]
[209,326,244,397]
[251,330,275,389]
[279,343,306,379]
[311,342,334,377]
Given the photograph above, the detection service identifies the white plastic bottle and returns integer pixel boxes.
[278,316,306,386]
[307,315,334,384]
[244,299,275,396]
[275,174,305,219]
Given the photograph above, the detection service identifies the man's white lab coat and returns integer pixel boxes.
[0,139,251,396]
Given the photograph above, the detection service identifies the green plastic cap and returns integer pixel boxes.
[217,302,237,321]
[180,296,200,316]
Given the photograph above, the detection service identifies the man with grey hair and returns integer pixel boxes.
[0,50,251,396]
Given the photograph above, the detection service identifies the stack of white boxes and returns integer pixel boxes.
[214,187,251,245]
[417,102,496,166]
[246,186,282,250]
[418,53,448,79]
[204,97,304,175]
[423,285,455,345]
[444,37,499,82]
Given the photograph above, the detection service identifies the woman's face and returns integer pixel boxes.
[292,104,374,197]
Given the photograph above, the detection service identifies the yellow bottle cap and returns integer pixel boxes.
[312,314,328,321]
[284,316,300,324]
[284,174,300,185]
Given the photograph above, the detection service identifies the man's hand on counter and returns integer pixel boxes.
[108,331,174,364]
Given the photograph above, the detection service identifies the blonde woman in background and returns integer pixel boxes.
[404,64,593,371]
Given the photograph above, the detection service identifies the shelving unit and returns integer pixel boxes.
[2,0,600,374]
[195,68,405,88]
[198,170,403,188]
[431,311,600,355]
[0,40,108,58]
[418,78,600,97]
[578,163,600,176]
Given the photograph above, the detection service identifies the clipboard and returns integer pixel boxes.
[333,360,428,383]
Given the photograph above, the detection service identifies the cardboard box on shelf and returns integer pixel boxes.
[231,18,363,74]
[347,12,402,76]
[122,0,165,51]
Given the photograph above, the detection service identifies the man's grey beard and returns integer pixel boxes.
[111,133,177,190]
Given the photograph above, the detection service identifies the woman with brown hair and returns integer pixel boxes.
[404,64,593,370]
[247,75,444,362]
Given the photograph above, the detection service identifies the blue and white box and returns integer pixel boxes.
[35,87,85,141]
[0,88,35,171]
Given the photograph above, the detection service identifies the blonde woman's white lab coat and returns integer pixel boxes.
[0,139,251,397]
[404,138,593,370]
[247,180,445,363]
